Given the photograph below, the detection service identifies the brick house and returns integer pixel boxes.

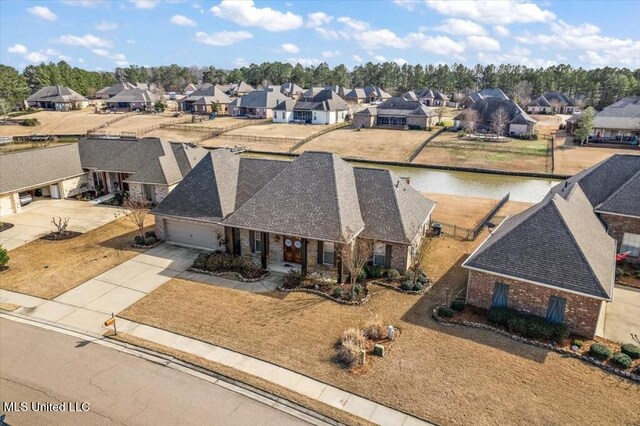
[354,96,436,129]
[25,85,89,111]
[454,97,537,136]
[152,150,436,280]
[527,92,576,115]
[178,84,231,115]
[105,88,158,112]
[463,185,615,337]
[592,96,640,141]
[228,90,289,119]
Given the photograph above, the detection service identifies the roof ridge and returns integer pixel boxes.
[330,153,347,242]
[387,170,409,242]
[595,168,640,211]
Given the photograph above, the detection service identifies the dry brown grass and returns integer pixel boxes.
[553,133,640,175]
[0,302,20,311]
[296,127,435,162]
[0,109,116,136]
[186,116,246,129]
[0,216,154,299]
[429,131,549,150]
[104,114,187,133]
[141,128,203,143]
[198,136,298,153]
[424,193,507,229]
[111,333,374,426]
[119,228,640,425]
[362,316,386,340]
[224,123,324,140]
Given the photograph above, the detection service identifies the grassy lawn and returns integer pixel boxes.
[198,136,298,153]
[118,211,638,424]
[186,116,246,129]
[553,133,640,175]
[429,131,550,151]
[0,108,116,136]
[296,127,435,162]
[225,123,324,140]
[0,216,154,299]
[103,114,187,133]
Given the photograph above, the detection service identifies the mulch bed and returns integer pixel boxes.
[189,266,269,283]
[0,223,14,233]
[616,262,640,290]
[349,328,401,376]
[40,231,83,241]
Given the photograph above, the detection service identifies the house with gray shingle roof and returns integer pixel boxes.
[273,90,349,124]
[527,92,576,115]
[227,81,255,97]
[26,85,89,111]
[354,96,436,129]
[592,96,640,141]
[178,84,231,115]
[462,88,509,108]
[344,88,368,104]
[105,88,158,112]
[152,150,435,278]
[95,82,137,99]
[229,90,290,119]
[406,89,448,107]
[454,98,536,135]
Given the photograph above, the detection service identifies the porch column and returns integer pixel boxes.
[224,227,233,254]
[301,238,308,275]
[261,232,269,270]
[336,243,345,284]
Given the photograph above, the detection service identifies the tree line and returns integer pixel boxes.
[1,60,639,113]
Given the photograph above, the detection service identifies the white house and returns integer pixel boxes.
[273,90,348,124]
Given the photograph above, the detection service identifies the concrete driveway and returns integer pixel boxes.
[597,285,640,344]
[0,198,118,250]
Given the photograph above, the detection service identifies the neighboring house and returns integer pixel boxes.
[364,85,392,103]
[354,96,436,129]
[565,112,581,135]
[592,96,640,141]
[324,85,351,98]
[95,82,137,99]
[228,82,255,97]
[301,87,324,99]
[178,84,231,115]
[453,98,537,135]
[25,85,89,111]
[0,144,90,216]
[78,137,208,204]
[183,83,199,95]
[462,88,509,108]
[272,89,349,124]
[462,183,615,338]
[527,92,576,114]
[344,88,368,104]
[228,90,290,119]
[279,82,305,99]
[152,149,436,279]
[105,88,158,112]
[406,89,448,107]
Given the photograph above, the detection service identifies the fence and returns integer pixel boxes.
[470,192,510,240]
[216,133,300,145]
[407,127,445,162]
[288,121,350,152]
[432,141,550,156]
[86,111,140,133]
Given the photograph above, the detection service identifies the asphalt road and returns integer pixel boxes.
[0,319,310,426]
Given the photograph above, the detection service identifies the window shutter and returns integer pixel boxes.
[385,244,392,268]
[249,231,255,253]
[317,241,324,265]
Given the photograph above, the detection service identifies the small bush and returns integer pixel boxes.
[283,269,305,288]
[356,269,367,283]
[144,230,157,239]
[144,236,156,246]
[341,328,365,347]
[363,317,385,340]
[634,365,640,376]
[0,244,9,268]
[349,290,358,301]
[487,307,517,325]
[451,300,465,312]
[620,343,640,360]
[572,339,584,349]
[365,266,384,279]
[589,343,612,361]
[384,269,401,280]
[203,252,264,279]
[134,235,145,245]
[352,284,362,295]
[610,352,633,369]
[336,341,363,367]
[399,280,413,291]
[332,287,344,299]
[193,253,208,269]
[21,118,40,126]
[437,306,454,318]
[506,315,529,335]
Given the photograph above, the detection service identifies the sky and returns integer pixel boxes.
[1,0,639,71]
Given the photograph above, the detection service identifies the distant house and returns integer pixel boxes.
[25,85,89,111]
[178,84,231,115]
[405,89,448,107]
[462,88,509,108]
[183,83,199,95]
[279,82,305,99]
[354,96,436,129]
[302,85,350,100]
[228,90,289,119]
[527,92,577,114]
[592,96,640,141]
[324,85,350,98]
[344,88,368,104]
[152,149,436,278]
[96,82,137,99]
[364,85,392,103]
[105,88,158,112]
[454,98,536,135]
[227,81,255,97]
[272,89,349,124]
[301,87,324,99]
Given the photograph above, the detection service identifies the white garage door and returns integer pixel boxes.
[0,194,16,217]
[165,219,219,250]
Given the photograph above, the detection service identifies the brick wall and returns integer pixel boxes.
[60,174,93,198]
[128,182,144,200]
[154,184,173,203]
[353,115,375,128]
[600,213,640,252]
[466,270,604,338]
[407,115,429,129]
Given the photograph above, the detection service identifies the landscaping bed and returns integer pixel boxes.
[279,270,370,305]
[132,231,162,248]
[616,261,640,290]
[190,252,269,282]
[0,222,14,232]
[334,318,400,374]
[366,265,432,294]
[40,231,83,241]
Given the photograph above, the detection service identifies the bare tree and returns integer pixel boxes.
[122,197,150,238]
[409,236,438,285]
[435,106,447,124]
[548,99,563,114]
[490,107,509,138]
[339,238,375,287]
[510,81,533,108]
[458,108,479,133]
[51,217,69,236]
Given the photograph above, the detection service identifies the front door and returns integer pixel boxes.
[283,236,302,263]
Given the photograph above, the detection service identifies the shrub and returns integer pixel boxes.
[193,253,208,269]
[22,118,40,126]
[589,343,612,361]
[634,365,640,376]
[610,352,633,369]
[413,282,424,291]
[332,286,344,299]
[144,236,156,246]
[451,300,465,312]
[0,244,8,268]
[384,269,401,280]
[506,316,529,335]
[144,230,157,239]
[356,269,367,283]
[134,235,145,245]
[352,284,362,295]
[437,306,454,318]
[336,340,363,367]
[487,307,517,325]
[572,339,584,349]
[363,317,385,340]
[349,290,358,301]
[283,269,305,288]
[503,312,567,341]
[341,328,365,347]
[365,266,384,279]
[620,343,640,360]
[399,280,413,291]
[203,252,264,279]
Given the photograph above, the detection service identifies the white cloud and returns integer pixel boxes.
[393,58,408,66]
[25,52,49,62]
[352,54,363,63]
[91,48,128,65]
[354,29,410,50]
[42,48,61,56]
[393,0,416,11]
[7,44,28,54]
[170,15,197,26]
[337,17,370,32]
[233,57,248,67]
[494,25,510,37]
[288,58,320,67]
[58,55,72,61]
[435,19,486,36]
[281,43,299,53]
[129,0,158,9]
[126,39,136,44]
[210,0,303,32]
[96,21,118,31]
[322,50,340,58]
[78,58,85,63]
[425,0,555,25]
[315,27,339,40]
[57,34,112,48]
[27,6,58,21]
[306,12,332,28]
[195,31,253,46]
[91,48,110,57]
[373,55,386,62]
[466,35,500,51]
[408,33,465,55]
[60,0,106,7]
[477,49,556,68]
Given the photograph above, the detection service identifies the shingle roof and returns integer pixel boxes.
[181,84,231,104]
[373,97,436,117]
[229,90,289,109]
[0,144,85,195]
[364,86,391,99]
[229,82,255,95]
[345,88,367,100]
[457,98,536,125]
[593,96,640,130]
[478,88,509,100]
[291,90,349,111]
[96,82,137,96]
[464,184,615,300]
[529,92,576,108]
[78,137,207,185]
[595,171,640,218]
[414,89,447,100]
[272,98,297,111]
[280,82,304,96]
[26,85,87,103]
[105,88,157,104]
